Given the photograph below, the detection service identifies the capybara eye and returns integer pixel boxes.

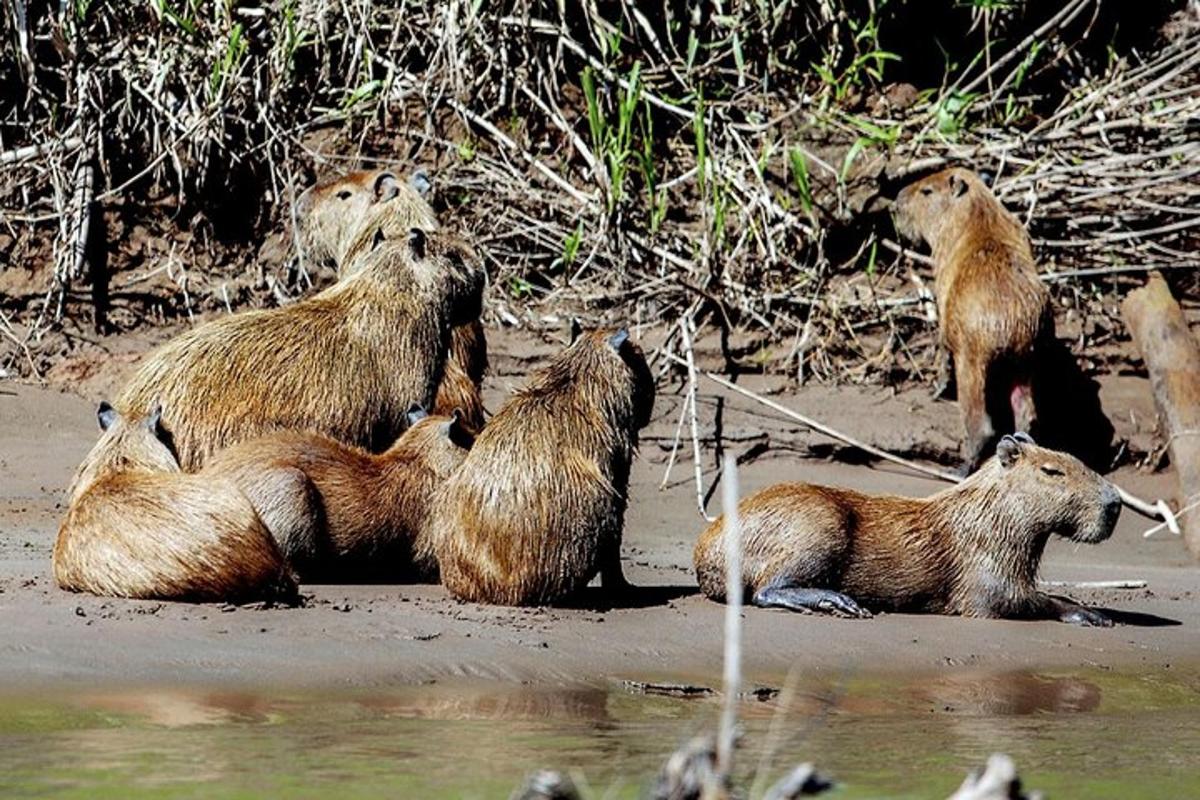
[920,187,933,196]
[1040,464,1065,477]
[336,190,352,200]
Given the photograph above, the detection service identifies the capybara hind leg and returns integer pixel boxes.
[931,347,954,400]
[1030,593,1113,627]
[753,584,871,619]
[956,360,994,474]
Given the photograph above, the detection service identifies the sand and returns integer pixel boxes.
[1,328,1197,692]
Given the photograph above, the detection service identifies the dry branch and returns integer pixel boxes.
[665,352,1171,522]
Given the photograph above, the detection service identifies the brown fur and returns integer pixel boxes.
[427,329,655,606]
[296,167,488,431]
[54,405,297,603]
[205,411,472,581]
[695,435,1121,625]
[114,228,483,470]
[893,167,1053,471]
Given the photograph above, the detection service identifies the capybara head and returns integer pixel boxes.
[537,328,655,431]
[397,227,485,326]
[67,402,180,504]
[975,433,1121,544]
[893,167,991,248]
[295,168,437,270]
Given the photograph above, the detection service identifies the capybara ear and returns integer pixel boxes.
[569,318,583,343]
[96,401,119,431]
[373,171,401,203]
[608,328,629,351]
[1011,431,1035,445]
[997,434,1024,468]
[951,172,969,197]
[405,403,428,427]
[409,170,432,197]
[144,403,164,433]
[408,228,427,260]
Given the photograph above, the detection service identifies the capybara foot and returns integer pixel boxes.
[753,585,872,619]
[1058,605,1112,627]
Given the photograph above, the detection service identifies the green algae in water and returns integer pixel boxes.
[0,668,1197,799]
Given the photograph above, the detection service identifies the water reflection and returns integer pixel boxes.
[0,668,1195,799]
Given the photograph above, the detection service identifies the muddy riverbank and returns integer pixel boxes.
[1,327,1196,692]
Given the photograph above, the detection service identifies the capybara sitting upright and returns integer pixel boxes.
[115,227,483,469]
[54,403,297,603]
[296,168,488,431]
[694,434,1120,626]
[205,406,472,581]
[893,167,1053,472]
[427,329,655,606]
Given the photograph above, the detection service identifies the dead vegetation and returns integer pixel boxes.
[1,1,1197,383]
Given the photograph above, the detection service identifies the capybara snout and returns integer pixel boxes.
[892,167,978,246]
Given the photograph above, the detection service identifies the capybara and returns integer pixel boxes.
[54,403,297,603]
[427,329,655,606]
[295,168,437,270]
[295,167,488,431]
[694,433,1120,626]
[204,405,472,581]
[893,167,1054,472]
[114,227,483,470]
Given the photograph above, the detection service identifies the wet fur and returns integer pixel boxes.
[205,414,471,581]
[115,229,483,469]
[298,168,488,432]
[427,330,655,606]
[893,168,1053,471]
[54,410,296,603]
[694,437,1121,622]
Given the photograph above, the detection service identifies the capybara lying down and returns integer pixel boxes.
[54,403,297,603]
[694,434,1120,626]
[426,328,655,606]
[205,406,472,582]
[115,227,483,470]
[296,167,487,432]
[893,167,1054,473]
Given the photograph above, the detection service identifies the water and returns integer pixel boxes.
[1,668,1197,799]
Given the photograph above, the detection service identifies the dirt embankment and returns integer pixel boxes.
[0,326,1197,691]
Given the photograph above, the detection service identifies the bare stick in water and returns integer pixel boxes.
[714,452,742,792]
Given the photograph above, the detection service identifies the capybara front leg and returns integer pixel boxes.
[931,347,954,400]
[752,583,871,618]
[1033,593,1113,627]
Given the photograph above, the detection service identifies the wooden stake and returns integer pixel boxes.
[1122,271,1200,559]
